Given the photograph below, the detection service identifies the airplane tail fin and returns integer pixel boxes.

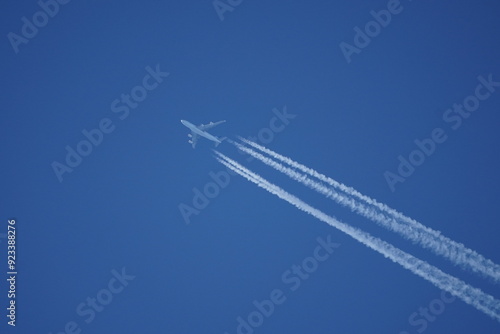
[215,137,227,147]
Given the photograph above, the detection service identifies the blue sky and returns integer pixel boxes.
[1,0,500,333]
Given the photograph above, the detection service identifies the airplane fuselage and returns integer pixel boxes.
[181,120,222,143]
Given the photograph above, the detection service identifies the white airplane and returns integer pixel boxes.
[181,119,226,148]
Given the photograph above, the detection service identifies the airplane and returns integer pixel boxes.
[181,119,226,148]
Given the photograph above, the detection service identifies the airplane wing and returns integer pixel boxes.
[188,132,199,148]
[198,120,226,131]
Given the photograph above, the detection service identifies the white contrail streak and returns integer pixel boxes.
[214,151,500,322]
[237,138,500,283]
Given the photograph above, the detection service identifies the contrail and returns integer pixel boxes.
[237,138,500,283]
[214,151,500,322]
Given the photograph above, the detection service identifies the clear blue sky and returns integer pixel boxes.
[1,0,500,333]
